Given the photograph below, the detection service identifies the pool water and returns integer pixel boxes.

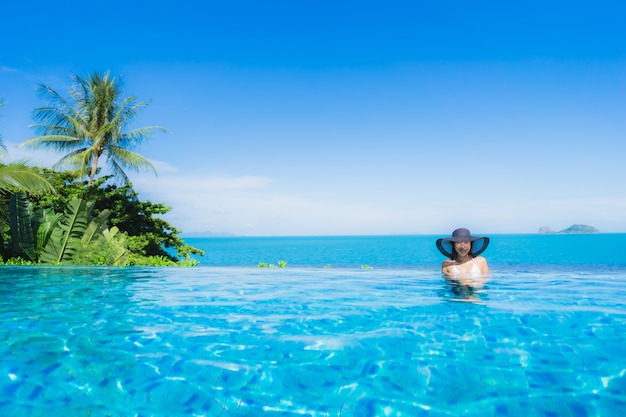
[1,266,625,416]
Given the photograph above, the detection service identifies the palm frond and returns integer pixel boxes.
[51,148,92,176]
[33,84,82,126]
[0,162,56,194]
[21,134,84,151]
[111,96,142,124]
[116,126,170,149]
[28,124,75,136]
[107,146,157,175]
[106,157,132,185]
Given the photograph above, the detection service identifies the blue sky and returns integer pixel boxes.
[1,0,625,235]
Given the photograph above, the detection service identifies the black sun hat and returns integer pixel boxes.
[436,228,490,259]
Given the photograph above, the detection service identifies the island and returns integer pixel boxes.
[538,224,599,234]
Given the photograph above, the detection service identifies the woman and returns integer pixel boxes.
[436,228,489,277]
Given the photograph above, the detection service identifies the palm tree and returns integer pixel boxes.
[20,71,168,185]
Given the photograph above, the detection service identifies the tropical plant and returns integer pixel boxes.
[20,71,168,185]
[8,192,39,260]
[71,225,128,266]
[27,169,204,263]
[38,197,113,264]
[0,99,55,194]
[0,257,34,266]
[0,99,57,259]
[7,194,127,265]
[0,162,56,195]
[258,260,288,268]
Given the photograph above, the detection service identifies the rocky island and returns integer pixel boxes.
[538,224,599,234]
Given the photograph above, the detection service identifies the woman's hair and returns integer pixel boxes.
[451,243,475,260]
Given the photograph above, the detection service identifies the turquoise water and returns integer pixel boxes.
[185,234,625,269]
[1,235,625,416]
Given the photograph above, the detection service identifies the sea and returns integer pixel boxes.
[1,234,625,416]
[184,233,625,270]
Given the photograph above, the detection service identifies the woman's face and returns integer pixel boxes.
[454,241,471,257]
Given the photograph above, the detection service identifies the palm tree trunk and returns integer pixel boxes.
[88,154,100,185]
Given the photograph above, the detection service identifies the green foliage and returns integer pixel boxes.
[1,85,201,267]
[1,257,34,265]
[5,194,128,265]
[0,99,56,260]
[8,193,37,260]
[36,197,128,265]
[34,210,62,261]
[129,255,177,266]
[38,197,93,264]
[126,254,198,267]
[27,170,203,263]
[72,226,128,266]
[177,258,200,267]
[0,162,56,194]
[258,260,288,268]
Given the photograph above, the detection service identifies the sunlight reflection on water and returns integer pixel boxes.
[1,266,625,416]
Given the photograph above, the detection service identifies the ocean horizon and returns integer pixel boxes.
[182,233,626,270]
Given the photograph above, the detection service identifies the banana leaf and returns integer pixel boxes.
[8,193,36,261]
[100,226,129,266]
[39,197,91,264]
[36,210,62,260]
[81,209,111,248]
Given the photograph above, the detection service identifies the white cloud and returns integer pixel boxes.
[8,152,616,236]
[0,66,20,73]
[131,168,437,236]
[2,141,60,167]
[139,171,272,192]
[128,165,626,236]
[453,198,626,234]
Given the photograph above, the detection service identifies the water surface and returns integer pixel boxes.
[1,264,625,416]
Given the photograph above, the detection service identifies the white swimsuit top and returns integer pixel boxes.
[450,259,482,277]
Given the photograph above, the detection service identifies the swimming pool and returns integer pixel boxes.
[1,265,624,416]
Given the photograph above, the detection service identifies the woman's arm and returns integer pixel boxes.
[476,256,489,275]
[441,260,454,275]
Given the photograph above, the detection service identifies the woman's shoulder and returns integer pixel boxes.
[474,256,488,264]
[442,259,455,267]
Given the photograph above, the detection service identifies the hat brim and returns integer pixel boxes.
[436,237,490,258]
